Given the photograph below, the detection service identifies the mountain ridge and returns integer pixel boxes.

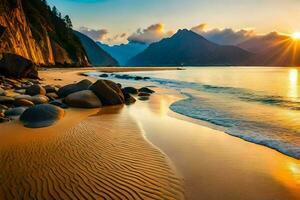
[127,29,253,66]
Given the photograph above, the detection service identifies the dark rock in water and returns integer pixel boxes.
[44,85,57,93]
[117,83,122,88]
[0,96,14,105]
[139,87,155,94]
[138,92,151,97]
[0,53,38,79]
[20,104,65,128]
[14,99,34,107]
[99,74,109,78]
[123,93,136,105]
[49,100,69,109]
[89,79,124,105]
[138,96,150,101]
[65,90,102,108]
[122,87,138,95]
[58,79,93,98]
[25,84,46,96]
[5,107,27,118]
[31,95,49,104]
[134,76,143,80]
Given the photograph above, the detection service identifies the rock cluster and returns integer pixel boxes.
[0,76,155,128]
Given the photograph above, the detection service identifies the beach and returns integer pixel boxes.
[0,68,300,200]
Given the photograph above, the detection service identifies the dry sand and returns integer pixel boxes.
[0,69,184,200]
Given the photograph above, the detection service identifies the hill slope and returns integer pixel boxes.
[74,31,119,66]
[97,42,148,66]
[127,29,252,66]
[0,0,88,66]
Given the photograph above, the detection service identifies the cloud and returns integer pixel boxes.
[128,23,174,44]
[78,26,108,41]
[191,23,256,45]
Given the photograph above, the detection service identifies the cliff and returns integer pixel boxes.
[0,0,89,66]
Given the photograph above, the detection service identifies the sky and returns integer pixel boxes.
[47,0,300,45]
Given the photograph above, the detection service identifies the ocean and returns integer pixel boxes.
[87,67,300,159]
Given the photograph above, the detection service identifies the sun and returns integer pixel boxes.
[291,32,300,40]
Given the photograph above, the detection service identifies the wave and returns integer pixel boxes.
[86,72,300,159]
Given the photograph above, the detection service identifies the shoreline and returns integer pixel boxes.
[126,86,300,200]
[0,68,299,199]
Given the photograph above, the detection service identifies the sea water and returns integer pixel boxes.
[87,67,300,159]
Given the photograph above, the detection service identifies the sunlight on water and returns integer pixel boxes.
[87,67,300,159]
[288,69,299,99]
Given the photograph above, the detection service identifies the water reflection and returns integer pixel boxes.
[288,69,299,99]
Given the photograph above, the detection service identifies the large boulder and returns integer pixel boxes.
[58,79,93,98]
[0,53,38,79]
[65,90,102,108]
[5,107,27,118]
[89,79,124,105]
[20,104,65,128]
[25,84,46,96]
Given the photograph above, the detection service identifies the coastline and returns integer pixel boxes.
[0,68,299,199]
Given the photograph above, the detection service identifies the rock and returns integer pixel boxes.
[138,96,150,101]
[14,99,34,107]
[0,96,14,105]
[49,100,69,109]
[5,107,27,118]
[0,53,38,79]
[99,74,109,78]
[31,95,49,104]
[58,79,93,98]
[0,88,6,96]
[65,90,102,108]
[14,95,32,101]
[124,93,136,105]
[0,117,9,123]
[46,93,59,100]
[20,104,65,128]
[44,85,57,93]
[0,104,8,110]
[138,92,151,97]
[89,79,124,105]
[25,84,46,96]
[14,89,26,94]
[139,87,155,94]
[122,87,138,95]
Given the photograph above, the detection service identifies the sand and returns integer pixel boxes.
[1,68,300,200]
[127,88,300,200]
[0,69,184,200]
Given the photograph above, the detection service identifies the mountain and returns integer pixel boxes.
[97,42,148,66]
[0,0,88,66]
[127,29,252,66]
[74,31,119,66]
[238,32,300,66]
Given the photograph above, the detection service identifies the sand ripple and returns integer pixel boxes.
[0,110,184,199]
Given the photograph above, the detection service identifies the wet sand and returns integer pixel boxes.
[127,88,300,200]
